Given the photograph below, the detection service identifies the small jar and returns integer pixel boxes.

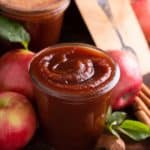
[0,0,70,52]
[29,43,120,150]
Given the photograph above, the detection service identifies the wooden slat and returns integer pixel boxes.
[75,0,122,49]
[108,0,150,75]
[75,0,150,76]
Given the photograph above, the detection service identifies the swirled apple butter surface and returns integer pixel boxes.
[29,43,120,150]
[0,0,70,51]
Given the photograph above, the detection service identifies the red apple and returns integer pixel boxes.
[131,0,150,41]
[107,50,142,110]
[0,91,37,150]
[0,50,35,100]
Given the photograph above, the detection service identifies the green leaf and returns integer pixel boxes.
[118,120,150,141]
[107,111,127,126]
[108,124,120,138]
[105,110,150,141]
[0,16,30,49]
[106,106,112,121]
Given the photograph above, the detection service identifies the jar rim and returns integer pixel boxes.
[0,0,70,16]
[29,43,120,103]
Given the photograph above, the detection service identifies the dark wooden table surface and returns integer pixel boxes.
[24,1,150,150]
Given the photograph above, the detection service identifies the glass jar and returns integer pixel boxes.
[0,0,70,52]
[29,43,120,150]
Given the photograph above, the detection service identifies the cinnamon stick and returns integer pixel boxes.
[133,84,150,126]
[134,110,150,126]
[134,96,150,118]
[141,84,150,98]
[139,91,150,108]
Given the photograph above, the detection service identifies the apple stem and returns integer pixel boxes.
[21,41,29,50]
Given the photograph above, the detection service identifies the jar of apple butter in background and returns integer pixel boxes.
[29,43,120,150]
[0,0,70,52]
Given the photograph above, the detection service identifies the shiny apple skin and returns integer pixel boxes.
[0,91,37,150]
[0,50,35,100]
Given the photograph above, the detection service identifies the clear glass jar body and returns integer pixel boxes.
[0,0,70,52]
[29,43,120,150]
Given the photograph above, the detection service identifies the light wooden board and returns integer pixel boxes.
[75,0,150,76]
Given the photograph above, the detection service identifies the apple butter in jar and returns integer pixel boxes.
[29,43,120,150]
[0,0,70,51]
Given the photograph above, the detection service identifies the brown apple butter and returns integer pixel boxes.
[0,0,70,52]
[29,43,120,150]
